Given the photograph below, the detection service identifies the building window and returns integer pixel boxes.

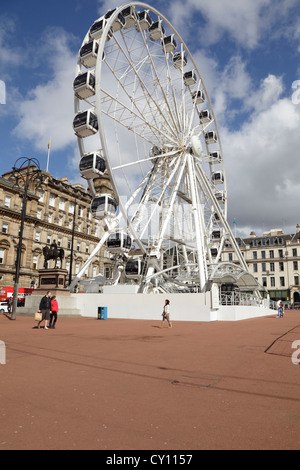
[0,248,4,264]
[69,202,74,215]
[278,249,283,258]
[77,242,80,251]
[37,208,42,219]
[59,198,65,211]
[262,277,267,287]
[33,255,38,270]
[35,232,41,242]
[105,266,113,279]
[86,245,89,254]
[78,206,83,218]
[57,238,62,247]
[293,248,297,257]
[261,250,266,259]
[294,276,299,286]
[38,191,44,203]
[270,262,275,272]
[253,251,257,260]
[262,263,266,272]
[270,277,275,287]
[293,261,298,270]
[4,196,11,208]
[228,253,233,261]
[49,194,55,207]
[48,213,53,224]
[279,262,284,271]
[253,263,258,273]
[67,240,72,249]
[59,215,63,226]
[269,250,274,258]
[47,234,52,244]
[2,223,8,234]
[280,277,285,287]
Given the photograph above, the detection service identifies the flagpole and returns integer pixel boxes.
[46,139,51,173]
[233,219,237,238]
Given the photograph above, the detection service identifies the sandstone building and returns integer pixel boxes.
[221,227,300,304]
[0,165,112,291]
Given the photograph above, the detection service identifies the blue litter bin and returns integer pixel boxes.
[98,307,107,320]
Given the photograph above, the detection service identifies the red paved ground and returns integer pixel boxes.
[0,310,299,450]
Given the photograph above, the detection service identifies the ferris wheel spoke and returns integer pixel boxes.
[100,86,176,145]
[112,149,178,171]
[108,31,179,141]
[157,32,184,134]
[151,154,187,255]
[135,23,182,137]
[134,156,183,240]
[103,52,169,142]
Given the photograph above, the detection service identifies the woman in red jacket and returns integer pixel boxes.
[50,296,59,329]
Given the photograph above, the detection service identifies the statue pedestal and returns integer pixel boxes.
[33,269,70,296]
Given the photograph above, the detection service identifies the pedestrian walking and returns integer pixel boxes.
[50,295,58,329]
[37,291,52,329]
[277,300,284,318]
[276,299,282,318]
[161,299,172,328]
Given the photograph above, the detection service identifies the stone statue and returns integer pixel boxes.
[42,240,65,269]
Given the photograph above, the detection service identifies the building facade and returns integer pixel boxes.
[0,165,112,291]
[222,227,300,304]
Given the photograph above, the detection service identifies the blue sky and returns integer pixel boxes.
[0,0,300,237]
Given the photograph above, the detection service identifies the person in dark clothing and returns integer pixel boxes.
[37,291,52,329]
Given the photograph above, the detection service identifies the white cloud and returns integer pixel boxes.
[0,16,23,70]
[222,94,300,235]
[212,56,253,122]
[13,28,77,153]
[245,74,284,113]
[167,0,272,48]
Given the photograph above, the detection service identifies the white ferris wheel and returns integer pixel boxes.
[70,2,254,294]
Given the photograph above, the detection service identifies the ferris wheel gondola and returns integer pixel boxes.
[107,232,132,254]
[79,152,106,179]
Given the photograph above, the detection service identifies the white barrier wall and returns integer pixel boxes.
[20,291,274,322]
[72,292,274,322]
[74,291,214,322]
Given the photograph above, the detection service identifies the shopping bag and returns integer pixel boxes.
[34,312,42,322]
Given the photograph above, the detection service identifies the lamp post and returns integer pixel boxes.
[68,195,77,287]
[11,157,43,320]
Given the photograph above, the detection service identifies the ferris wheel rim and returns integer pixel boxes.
[73,1,232,292]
